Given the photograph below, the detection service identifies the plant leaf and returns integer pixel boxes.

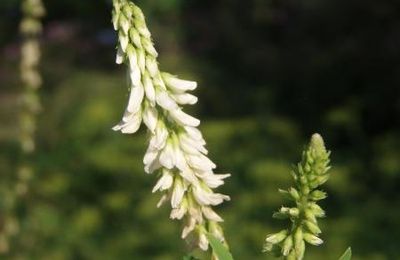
[338,247,352,260]
[206,233,234,260]
[183,255,199,260]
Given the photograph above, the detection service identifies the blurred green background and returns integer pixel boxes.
[1,0,399,259]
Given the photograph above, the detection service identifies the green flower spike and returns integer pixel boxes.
[263,133,331,260]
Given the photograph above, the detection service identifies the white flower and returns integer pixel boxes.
[157,194,168,208]
[202,207,223,222]
[187,154,216,172]
[171,178,185,208]
[173,93,198,105]
[152,169,173,192]
[143,146,158,167]
[170,198,188,219]
[192,186,229,206]
[156,91,177,111]
[181,216,196,238]
[142,105,158,133]
[127,44,137,68]
[198,231,209,251]
[179,133,208,154]
[149,122,168,150]
[184,126,203,141]
[170,109,200,127]
[145,56,158,77]
[159,141,175,169]
[112,112,142,134]
[119,31,129,51]
[143,72,156,105]
[200,172,231,189]
[162,73,197,93]
[137,49,146,72]
[116,45,125,64]
[127,83,144,113]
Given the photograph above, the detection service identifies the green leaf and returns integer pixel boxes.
[206,233,234,260]
[183,255,200,260]
[338,247,352,260]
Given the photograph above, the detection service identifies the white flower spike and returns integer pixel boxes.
[112,0,230,252]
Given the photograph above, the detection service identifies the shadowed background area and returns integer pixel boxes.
[0,0,399,259]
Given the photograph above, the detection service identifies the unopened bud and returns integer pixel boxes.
[281,235,293,256]
[305,220,321,234]
[309,190,327,201]
[303,233,323,245]
[265,230,287,244]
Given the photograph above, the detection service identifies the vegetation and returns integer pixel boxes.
[0,0,398,259]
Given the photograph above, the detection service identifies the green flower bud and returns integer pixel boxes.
[129,28,142,49]
[303,233,323,246]
[309,203,325,217]
[282,235,293,256]
[304,220,321,234]
[309,190,327,201]
[265,230,287,244]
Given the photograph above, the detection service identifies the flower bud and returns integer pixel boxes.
[309,190,327,201]
[265,230,287,244]
[281,235,293,256]
[303,233,323,245]
[305,220,321,234]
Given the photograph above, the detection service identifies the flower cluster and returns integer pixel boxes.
[0,0,45,254]
[112,0,230,252]
[263,134,331,260]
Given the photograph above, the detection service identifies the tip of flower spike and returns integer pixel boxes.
[310,133,326,152]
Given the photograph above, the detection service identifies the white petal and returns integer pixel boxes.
[146,56,158,77]
[170,205,187,220]
[157,194,168,208]
[121,117,142,133]
[179,134,208,154]
[156,91,177,111]
[173,93,198,105]
[143,146,158,167]
[202,207,223,222]
[145,156,161,174]
[193,186,229,206]
[159,142,175,169]
[180,168,199,185]
[129,66,142,88]
[162,73,197,93]
[149,124,168,150]
[143,73,156,105]
[127,84,144,113]
[119,32,129,52]
[116,45,125,64]
[184,126,203,141]
[201,173,231,188]
[170,109,200,127]
[152,169,173,193]
[181,217,196,238]
[188,154,215,172]
[113,112,142,134]
[171,179,185,208]
[127,45,137,69]
[143,105,158,133]
[173,144,188,172]
[137,49,146,72]
[198,232,209,251]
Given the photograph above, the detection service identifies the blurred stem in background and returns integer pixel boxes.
[0,0,45,254]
